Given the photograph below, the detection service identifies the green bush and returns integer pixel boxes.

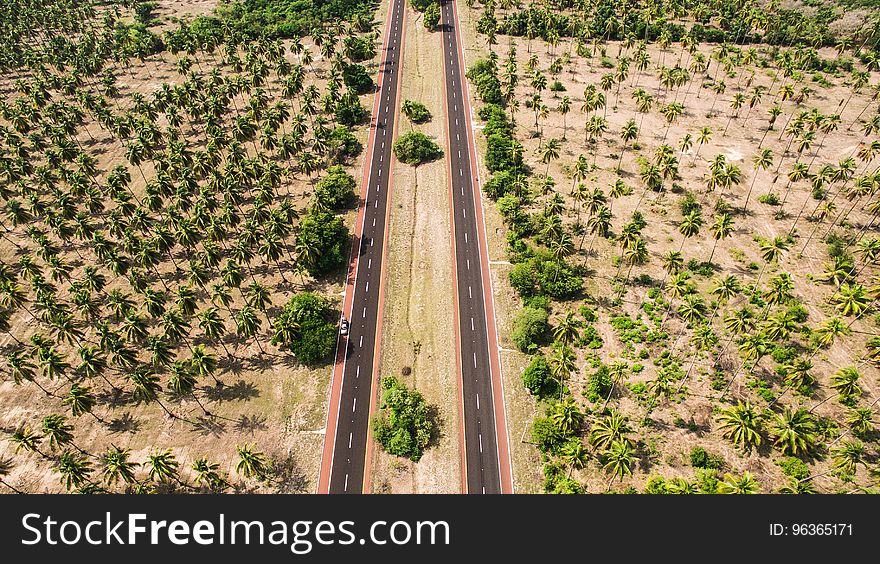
[200,0,377,39]
[776,456,810,480]
[586,363,612,402]
[372,376,436,461]
[689,446,724,469]
[343,35,376,63]
[484,170,515,200]
[512,306,550,353]
[335,92,368,126]
[342,63,374,94]
[134,1,158,25]
[393,132,443,165]
[576,324,603,349]
[644,475,668,494]
[423,2,440,30]
[531,417,565,453]
[467,58,503,104]
[522,354,558,398]
[314,165,356,210]
[485,133,524,172]
[271,293,337,364]
[508,255,583,299]
[759,192,780,205]
[296,208,350,276]
[329,126,363,161]
[402,99,432,123]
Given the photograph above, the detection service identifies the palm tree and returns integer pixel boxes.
[602,439,635,487]
[235,305,265,354]
[539,138,560,177]
[236,443,270,481]
[549,344,576,398]
[102,447,138,487]
[553,313,581,347]
[711,274,741,303]
[834,283,871,316]
[192,456,228,491]
[830,366,862,403]
[831,440,866,475]
[190,344,219,386]
[618,118,638,171]
[145,449,182,486]
[57,451,93,491]
[560,440,588,478]
[589,410,631,452]
[41,414,76,452]
[743,148,774,213]
[717,472,761,494]
[0,457,23,493]
[769,407,817,455]
[678,211,702,252]
[557,96,571,139]
[716,401,763,450]
[62,383,99,420]
[707,213,734,263]
[846,406,875,435]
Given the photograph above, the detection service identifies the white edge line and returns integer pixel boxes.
[320,0,398,493]
[450,0,514,493]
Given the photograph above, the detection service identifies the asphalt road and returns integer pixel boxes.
[321,0,405,494]
[439,0,510,494]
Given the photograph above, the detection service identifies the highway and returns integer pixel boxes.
[439,0,514,494]
[317,0,406,494]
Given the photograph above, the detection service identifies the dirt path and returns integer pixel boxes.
[369,6,460,494]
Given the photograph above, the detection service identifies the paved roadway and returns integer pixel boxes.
[318,0,406,494]
[439,0,513,494]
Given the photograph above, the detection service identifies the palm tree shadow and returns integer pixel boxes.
[220,354,245,375]
[190,416,226,437]
[107,411,141,434]
[269,453,309,493]
[202,380,259,403]
[235,413,268,435]
[425,405,444,451]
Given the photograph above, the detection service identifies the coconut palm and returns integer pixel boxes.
[716,401,763,450]
[717,472,761,494]
[769,407,817,455]
[707,213,734,263]
[589,410,632,452]
[831,440,867,475]
[145,449,181,485]
[101,447,138,487]
[602,439,635,486]
[236,443,270,481]
[551,398,583,435]
[57,451,93,491]
[830,367,862,403]
[192,456,228,491]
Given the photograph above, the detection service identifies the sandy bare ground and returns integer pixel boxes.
[0,3,383,492]
[458,4,880,493]
[369,6,461,494]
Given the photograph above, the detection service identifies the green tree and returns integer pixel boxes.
[372,376,436,461]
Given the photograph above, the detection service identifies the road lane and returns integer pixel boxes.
[318,0,407,494]
[439,0,513,494]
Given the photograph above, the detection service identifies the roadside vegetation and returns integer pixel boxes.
[0,0,379,492]
[464,0,880,493]
[372,376,438,461]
